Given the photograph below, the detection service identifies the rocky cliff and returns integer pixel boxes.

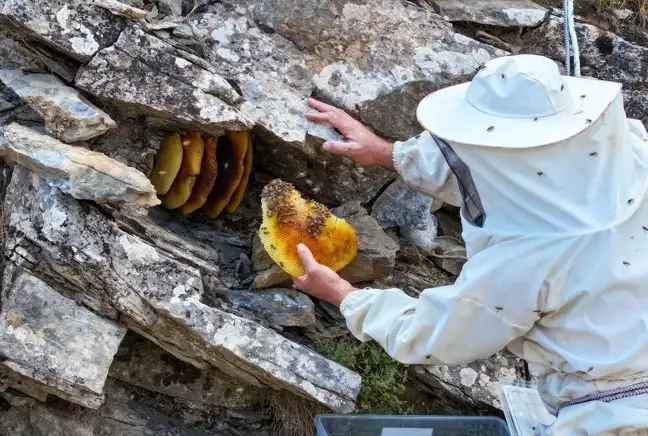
[0,0,646,435]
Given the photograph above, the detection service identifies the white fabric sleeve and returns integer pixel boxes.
[392,131,463,207]
[340,238,551,365]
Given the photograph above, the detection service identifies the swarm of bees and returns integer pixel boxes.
[259,179,358,276]
[147,130,253,218]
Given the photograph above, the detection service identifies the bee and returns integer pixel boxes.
[537,171,544,176]
[623,261,631,267]
[642,226,648,232]
[495,306,503,312]
[487,126,495,132]
[589,152,598,156]
[501,73,506,79]
[560,84,565,91]
[533,117,538,123]
[586,119,592,125]
[628,199,635,205]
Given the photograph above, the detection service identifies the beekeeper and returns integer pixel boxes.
[296,54,648,435]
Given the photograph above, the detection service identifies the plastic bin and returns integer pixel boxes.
[315,415,511,436]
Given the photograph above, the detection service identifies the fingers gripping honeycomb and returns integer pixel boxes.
[259,179,358,277]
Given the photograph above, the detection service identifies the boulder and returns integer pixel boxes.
[523,13,648,90]
[4,166,362,413]
[213,288,316,327]
[371,177,434,230]
[0,69,117,142]
[413,350,531,412]
[430,0,549,27]
[109,331,267,408]
[430,236,467,276]
[0,267,127,408]
[0,123,159,207]
[93,0,149,20]
[0,0,124,62]
[76,26,250,137]
[186,2,396,204]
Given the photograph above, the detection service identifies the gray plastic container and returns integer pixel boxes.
[315,415,511,436]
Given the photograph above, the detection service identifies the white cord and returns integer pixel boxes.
[563,0,571,75]
[567,0,581,77]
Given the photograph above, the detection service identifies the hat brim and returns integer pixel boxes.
[416,76,622,148]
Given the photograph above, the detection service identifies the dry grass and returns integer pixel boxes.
[267,391,325,436]
[596,0,648,24]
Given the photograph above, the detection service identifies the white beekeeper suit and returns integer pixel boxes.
[339,54,648,435]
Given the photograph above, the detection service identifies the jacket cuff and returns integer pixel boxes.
[392,140,406,175]
[340,288,381,318]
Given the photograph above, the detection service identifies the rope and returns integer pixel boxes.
[563,0,581,77]
[563,0,571,75]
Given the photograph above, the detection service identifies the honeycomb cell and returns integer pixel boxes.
[149,133,183,195]
[202,130,248,218]
[224,133,253,214]
[259,179,358,277]
[159,132,205,210]
[179,136,218,215]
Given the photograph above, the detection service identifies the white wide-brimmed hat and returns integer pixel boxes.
[416,54,622,148]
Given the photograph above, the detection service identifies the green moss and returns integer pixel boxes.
[316,337,412,415]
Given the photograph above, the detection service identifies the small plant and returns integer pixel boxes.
[316,337,412,415]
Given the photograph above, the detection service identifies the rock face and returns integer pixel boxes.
[0,0,124,61]
[0,269,127,409]
[76,25,250,137]
[372,177,434,230]
[4,166,361,413]
[430,0,549,27]
[0,123,159,207]
[109,331,267,409]
[0,69,116,142]
[2,0,647,431]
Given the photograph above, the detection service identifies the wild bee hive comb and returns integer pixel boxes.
[179,135,218,215]
[160,131,205,210]
[202,130,249,218]
[149,133,183,195]
[259,179,358,277]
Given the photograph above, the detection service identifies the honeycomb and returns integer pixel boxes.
[224,133,253,213]
[147,130,253,218]
[160,132,205,210]
[202,130,248,218]
[149,133,183,195]
[259,179,358,277]
[179,136,218,215]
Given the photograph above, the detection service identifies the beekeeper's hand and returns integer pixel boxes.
[292,243,357,307]
[306,98,394,170]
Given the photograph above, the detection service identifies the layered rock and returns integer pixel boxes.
[0,0,124,62]
[4,166,361,412]
[0,267,127,408]
[76,25,250,137]
[0,123,159,207]
[0,69,116,142]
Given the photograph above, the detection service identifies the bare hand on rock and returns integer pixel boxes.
[306,98,395,170]
[292,244,357,307]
